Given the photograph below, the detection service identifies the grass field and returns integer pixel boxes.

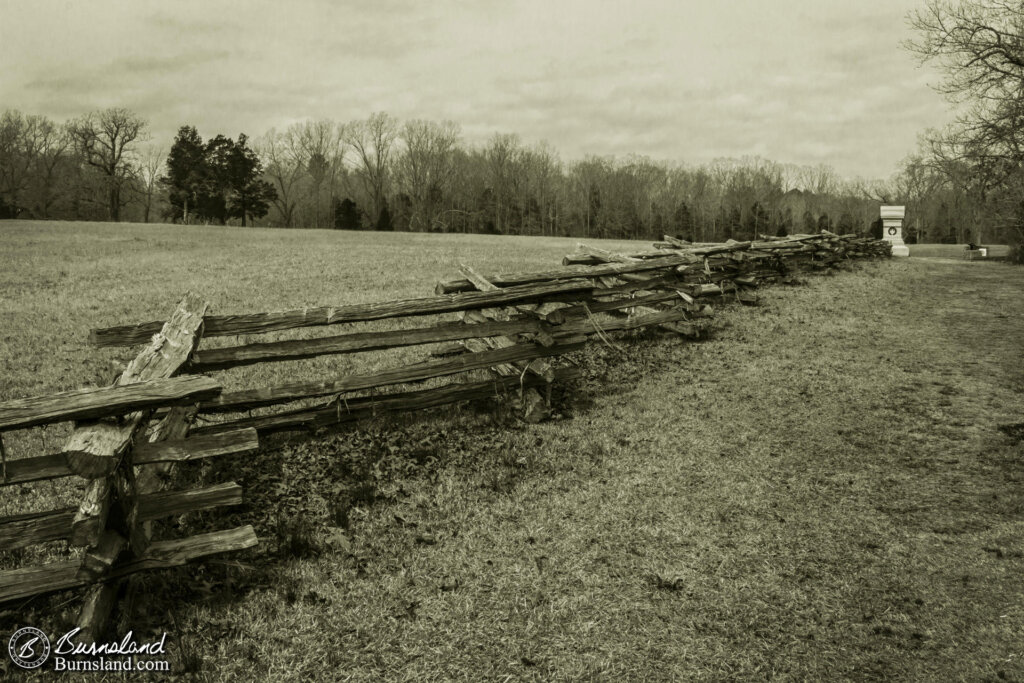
[908,243,1011,259]
[2,221,1024,680]
[0,220,646,531]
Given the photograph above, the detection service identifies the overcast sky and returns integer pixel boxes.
[0,0,950,179]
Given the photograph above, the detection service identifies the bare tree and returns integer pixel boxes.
[0,111,75,218]
[344,112,398,227]
[567,156,611,238]
[394,119,459,231]
[0,110,34,215]
[483,133,525,235]
[520,142,561,236]
[68,108,146,221]
[135,145,165,223]
[25,118,70,218]
[796,163,840,196]
[906,2,1024,250]
[258,127,305,228]
[907,2,1024,177]
[296,120,342,229]
[907,2,1024,103]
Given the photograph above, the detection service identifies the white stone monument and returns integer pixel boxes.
[880,205,909,257]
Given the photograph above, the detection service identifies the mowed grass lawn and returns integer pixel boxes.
[2,220,1024,680]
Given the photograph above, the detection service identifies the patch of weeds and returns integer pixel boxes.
[483,467,519,495]
[460,389,517,427]
[499,442,535,469]
[348,482,377,506]
[274,513,320,559]
[997,422,1024,443]
[328,494,354,530]
[646,572,687,592]
[408,438,440,467]
[171,634,204,675]
[303,590,331,607]
[586,438,610,466]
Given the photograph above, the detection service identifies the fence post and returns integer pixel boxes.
[73,293,210,642]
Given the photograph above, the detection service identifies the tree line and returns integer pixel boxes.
[2,88,1021,247]
[0,108,884,240]
[245,116,903,241]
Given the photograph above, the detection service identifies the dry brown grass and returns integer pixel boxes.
[2,221,1023,680]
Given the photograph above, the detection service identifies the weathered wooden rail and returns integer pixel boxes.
[0,294,260,641]
[0,230,889,640]
[89,278,597,347]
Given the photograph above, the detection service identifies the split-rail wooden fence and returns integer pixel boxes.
[0,230,889,638]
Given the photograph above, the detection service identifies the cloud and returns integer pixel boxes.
[145,14,236,38]
[25,50,233,94]
[0,0,950,178]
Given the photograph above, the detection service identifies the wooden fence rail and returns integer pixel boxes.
[90,278,597,347]
[0,230,890,642]
[0,376,222,433]
[0,293,261,642]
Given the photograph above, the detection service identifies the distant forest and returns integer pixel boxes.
[0,107,1015,245]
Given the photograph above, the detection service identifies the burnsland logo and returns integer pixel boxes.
[8,627,170,672]
[8,627,51,669]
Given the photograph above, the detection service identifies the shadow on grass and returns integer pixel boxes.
[73,327,698,647]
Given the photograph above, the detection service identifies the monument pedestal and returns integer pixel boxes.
[880,206,909,257]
